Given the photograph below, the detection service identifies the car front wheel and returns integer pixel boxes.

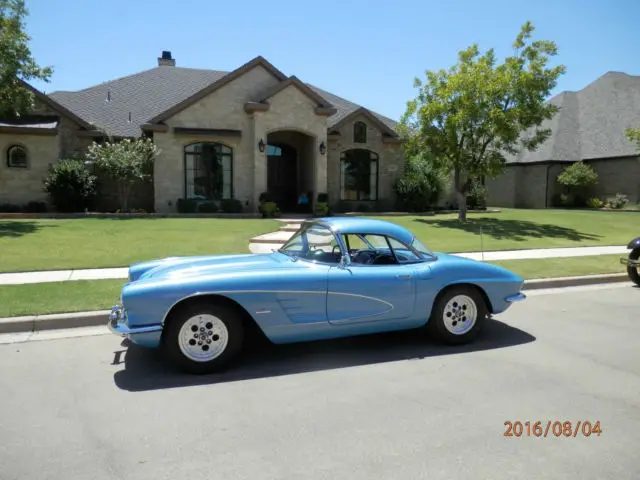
[163,301,244,374]
[428,285,488,344]
[627,248,640,286]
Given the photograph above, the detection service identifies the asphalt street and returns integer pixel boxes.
[0,282,639,480]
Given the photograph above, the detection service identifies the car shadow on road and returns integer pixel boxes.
[113,319,536,392]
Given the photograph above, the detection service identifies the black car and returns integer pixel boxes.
[620,237,640,286]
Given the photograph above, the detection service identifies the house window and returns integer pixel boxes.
[184,142,233,200]
[353,121,367,143]
[7,145,27,168]
[340,149,378,201]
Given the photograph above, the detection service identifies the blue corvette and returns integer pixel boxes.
[108,217,526,374]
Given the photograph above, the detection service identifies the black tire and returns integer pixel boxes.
[427,285,488,345]
[162,300,244,374]
[628,248,640,287]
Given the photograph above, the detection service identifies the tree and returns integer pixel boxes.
[556,161,598,206]
[626,128,640,152]
[86,138,160,212]
[399,21,566,220]
[0,0,53,118]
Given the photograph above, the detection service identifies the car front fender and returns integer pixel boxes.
[627,237,640,250]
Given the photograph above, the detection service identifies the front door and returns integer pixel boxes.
[326,263,417,325]
[266,143,297,212]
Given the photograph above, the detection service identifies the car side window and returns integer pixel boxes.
[387,237,422,263]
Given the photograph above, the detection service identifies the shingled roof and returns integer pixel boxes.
[48,55,399,138]
[507,71,640,164]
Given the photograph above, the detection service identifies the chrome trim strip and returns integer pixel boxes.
[160,289,395,325]
[505,292,526,303]
[107,321,163,336]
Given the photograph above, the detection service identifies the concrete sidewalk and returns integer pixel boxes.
[0,245,628,286]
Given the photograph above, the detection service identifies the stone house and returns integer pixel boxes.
[0,52,406,213]
[486,71,640,208]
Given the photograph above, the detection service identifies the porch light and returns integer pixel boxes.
[319,141,326,155]
[258,139,265,152]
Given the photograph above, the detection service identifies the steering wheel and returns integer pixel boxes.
[332,245,341,255]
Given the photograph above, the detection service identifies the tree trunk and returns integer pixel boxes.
[454,167,467,221]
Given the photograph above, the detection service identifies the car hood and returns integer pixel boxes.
[129,252,294,282]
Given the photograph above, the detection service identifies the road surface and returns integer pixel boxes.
[1,282,639,480]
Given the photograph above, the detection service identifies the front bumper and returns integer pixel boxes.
[620,256,640,267]
[107,304,162,336]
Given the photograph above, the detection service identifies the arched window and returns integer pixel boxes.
[340,149,378,201]
[184,142,233,200]
[353,121,367,143]
[7,145,27,168]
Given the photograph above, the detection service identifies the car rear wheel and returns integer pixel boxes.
[163,301,244,374]
[627,248,640,286]
[428,285,488,344]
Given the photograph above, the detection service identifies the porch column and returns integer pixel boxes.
[251,113,267,211]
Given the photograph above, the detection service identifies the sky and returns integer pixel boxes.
[22,0,640,122]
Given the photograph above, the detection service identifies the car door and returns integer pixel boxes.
[326,233,417,326]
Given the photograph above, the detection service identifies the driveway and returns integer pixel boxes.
[0,282,638,480]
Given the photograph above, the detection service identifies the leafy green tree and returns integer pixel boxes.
[556,160,598,207]
[43,158,97,212]
[399,21,566,220]
[0,0,53,118]
[85,138,160,212]
[626,128,640,152]
[394,151,449,212]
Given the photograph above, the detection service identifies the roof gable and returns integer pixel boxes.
[148,56,288,124]
[258,76,333,107]
[19,79,94,130]
[331,106,399,137]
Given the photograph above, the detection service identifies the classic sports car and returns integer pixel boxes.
[620,236,640,286]
[108,217,526,374]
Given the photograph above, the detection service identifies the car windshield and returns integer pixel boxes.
[278,224,340,264]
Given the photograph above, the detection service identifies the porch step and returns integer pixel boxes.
[250,230,294,244]
[249,242,284,254]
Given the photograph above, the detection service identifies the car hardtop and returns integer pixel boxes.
[301,217,415,245]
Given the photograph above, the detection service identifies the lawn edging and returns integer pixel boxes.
[0,273,630,334]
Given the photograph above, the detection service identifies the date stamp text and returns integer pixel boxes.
[504,421,602,438]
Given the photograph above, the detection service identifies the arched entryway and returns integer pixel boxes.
[266,130,315,213]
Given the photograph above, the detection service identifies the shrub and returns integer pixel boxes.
[466,178,487,210]
[606,193,628,209]
[220,198,243,213]
[0,203,21,212]
[314,202,329,217]
[394,152,448,212]
[197,201,218,213]
[585,197,604,209]
[43,158,97,212]
[176,198,198,213]
[259,201,279,218]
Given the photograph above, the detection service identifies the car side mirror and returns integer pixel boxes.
[338,254,348,268]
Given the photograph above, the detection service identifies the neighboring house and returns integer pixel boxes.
[0,52,405,213]
[486,71,640,208]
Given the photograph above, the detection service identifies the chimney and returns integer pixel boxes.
[158,50,175,67]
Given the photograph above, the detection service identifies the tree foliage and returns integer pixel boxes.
[626,128,640,153]
[394,151,449,212]
[86,138,160,212]
[0,0,53,118]
[399,21,566,220]
[556,161,598,187]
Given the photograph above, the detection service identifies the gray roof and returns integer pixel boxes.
[508,71,640,164]
[48,64,398,138]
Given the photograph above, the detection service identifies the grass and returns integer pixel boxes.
[0,218,278,273]
[0,279,124,317]
[0,254,629,317]
[367,208,639,253]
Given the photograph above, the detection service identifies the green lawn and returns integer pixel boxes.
[0,254,628,318]
[367,208,639,253]
[0,218,278,273]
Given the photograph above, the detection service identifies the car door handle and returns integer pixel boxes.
[396,274,412,279]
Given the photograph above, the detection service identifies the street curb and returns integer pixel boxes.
[0,273,631,335]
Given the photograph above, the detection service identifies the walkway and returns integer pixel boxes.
[0,245,628,286]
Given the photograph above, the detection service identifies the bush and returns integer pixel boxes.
[606,193,628,209]
[176,198,198,213]
[314,202,329,217]
[394,153,448,212]
[220,198,243,213]
[466,179,487,210]
[586,197,604,209]
[196,201,218,213]
[43,158,97,212]
[0,203,21,212]
[259,201,280,218]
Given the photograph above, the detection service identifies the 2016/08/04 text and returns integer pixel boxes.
[504,421,603,438]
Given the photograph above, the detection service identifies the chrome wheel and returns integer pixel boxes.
[442,294,477,335]
[178,314,229,362]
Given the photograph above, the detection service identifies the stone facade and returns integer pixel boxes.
[327,113,405,210]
